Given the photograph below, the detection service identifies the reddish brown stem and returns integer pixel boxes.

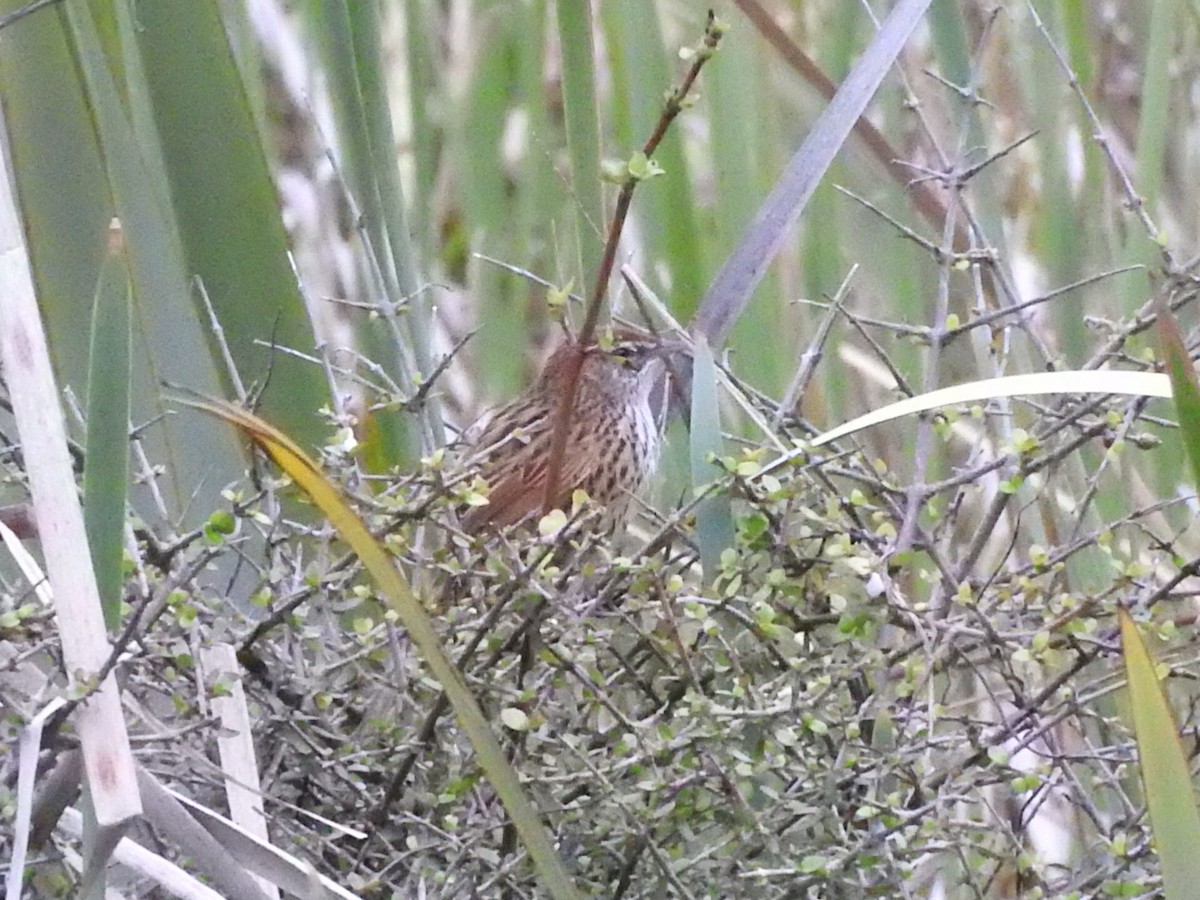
[541,12,724,516]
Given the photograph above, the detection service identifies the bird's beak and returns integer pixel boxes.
[650,337,692,360]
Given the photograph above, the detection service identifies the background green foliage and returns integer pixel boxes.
[4,0,1200,896]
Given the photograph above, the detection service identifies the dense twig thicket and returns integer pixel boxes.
[7,1,1200,897]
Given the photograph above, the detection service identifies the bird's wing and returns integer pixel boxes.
[462,411,597,531]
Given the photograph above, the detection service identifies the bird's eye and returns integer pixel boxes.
[608,343,650,366]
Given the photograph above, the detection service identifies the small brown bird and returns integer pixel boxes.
[461,330,675,533]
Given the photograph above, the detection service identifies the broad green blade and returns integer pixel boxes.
[555,0,605,302]
[84,225,131,631]
[0,3,110,387]
[1119,608,1200,897]
[689,335,735,578]
[1155,297,1200,489]
[131,0,327,438]
[4,2,245,527]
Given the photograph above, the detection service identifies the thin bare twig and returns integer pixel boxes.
[0,0,62,30]
[733,0,963,249]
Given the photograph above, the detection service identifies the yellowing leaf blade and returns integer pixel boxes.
[180,398,581,900]
[1119,608,1200,895]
